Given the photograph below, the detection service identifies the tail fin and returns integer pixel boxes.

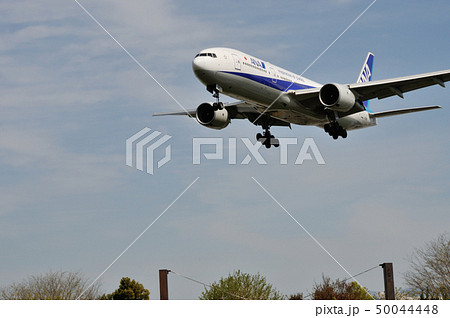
[357,52,374,83]
[357,52,374,111]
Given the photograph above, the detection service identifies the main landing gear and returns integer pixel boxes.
[324,122,347,140]
[256,127,280,149]
[324,111,347,140]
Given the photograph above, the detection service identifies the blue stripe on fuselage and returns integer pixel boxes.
[221,71,316,92]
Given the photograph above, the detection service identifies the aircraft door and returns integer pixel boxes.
[232,54,241,70]
[269,67,277,83]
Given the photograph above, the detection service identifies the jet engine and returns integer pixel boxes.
[195,102,230,129]
[319,83,356,112]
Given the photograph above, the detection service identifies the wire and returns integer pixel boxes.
[72,0,191,116]
[169,270,249,300]
[76,177,199,300]
[251,0,378,125]
[303,264,380,300]
[170,271,209,289]
[342,265,380,284]
[171,265,379,300]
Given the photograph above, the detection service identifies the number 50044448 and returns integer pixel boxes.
[375,305,438,315]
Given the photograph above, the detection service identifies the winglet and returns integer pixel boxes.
[357,52,375,112]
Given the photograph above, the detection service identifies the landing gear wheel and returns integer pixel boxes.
[324,122,347,140]
[212,102,223,110]
[208,85,223,110]
[272,138,280,148]
[263,133,272,148]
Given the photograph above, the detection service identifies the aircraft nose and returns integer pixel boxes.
[192,57,211,80]
[192,54,218,84]
[192,57,206,72]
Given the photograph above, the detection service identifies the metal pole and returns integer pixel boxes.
[159,269,170,300]
[380,263,395,300]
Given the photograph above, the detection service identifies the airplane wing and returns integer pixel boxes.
[289,69,450,109]
[153,110,196,117]
[349,69,450,101]
[153,100,293,127]
[288,87,321,102]
[153,101,260,119]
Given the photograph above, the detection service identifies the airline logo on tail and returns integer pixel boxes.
[357,52,374,111]
[358,52,374,83]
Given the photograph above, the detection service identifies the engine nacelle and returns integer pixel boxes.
[196,102,230,129]
[319,83,356,112]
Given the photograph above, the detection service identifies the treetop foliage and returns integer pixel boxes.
[0,270,101,300]
[312,275,373,300]
[199,270,284,300]
[100,277,150,300]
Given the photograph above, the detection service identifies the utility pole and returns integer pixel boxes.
[159,269,170,300]
[380,263,395,300]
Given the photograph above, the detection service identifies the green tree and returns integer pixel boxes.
[0,270,101,300]
[403,233,449,300]
[100,277,150,300]
[312,275,372,300]
[199,270,284,300]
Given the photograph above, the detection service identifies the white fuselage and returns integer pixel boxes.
[192,47,376,129]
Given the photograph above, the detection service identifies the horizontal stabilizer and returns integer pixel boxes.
[372,105,441,118]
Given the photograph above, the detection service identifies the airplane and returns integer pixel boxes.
[154,47,449,148]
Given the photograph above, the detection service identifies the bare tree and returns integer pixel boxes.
[404,233,450,300]
[311,275,373,300]
[0,270,102,300]
[289,292,303,300]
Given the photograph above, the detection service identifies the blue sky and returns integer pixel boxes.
[0,0,449,299]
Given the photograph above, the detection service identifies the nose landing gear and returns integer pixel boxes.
[207,84,224,110]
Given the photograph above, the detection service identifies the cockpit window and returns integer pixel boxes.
[195,52,217,58]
